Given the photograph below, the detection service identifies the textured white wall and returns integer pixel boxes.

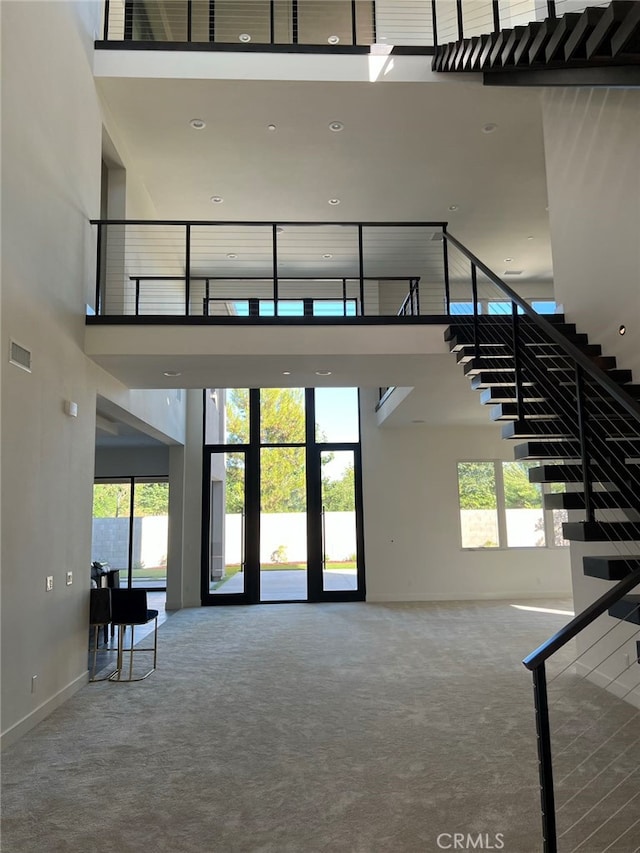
[542,88,640,377]
[0,0,185,746]
[359,389,571,601]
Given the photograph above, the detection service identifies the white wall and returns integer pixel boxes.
[0,0,185,747]
[541,88,640,708]
[360,389,571,601]
[542,88,640,377]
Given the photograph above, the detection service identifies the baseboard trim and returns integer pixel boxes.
[575,661,640,711]
[366,590,573,603]
[1,671,88,750]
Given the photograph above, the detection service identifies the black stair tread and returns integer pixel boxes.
[490,29,513,67]
[480,32,501,68]
[480,388,548,404]
[456,346,512,362]
[529,464,634,486]
[530,17,561,63]
[501,26,527,66]
[610,1,640,56]
[502,420,577,440]
[490,403,563,421]
[529,464,584,482]
[514,22,544,65]
[556,369,634,385]
[472,373,535,388]
[545,13,582,63]
[515,442,581,460]
[544,491,630,511]
[608,595,640,625]
[564,7,607,60]
[586,1,637,58]
[563,521,640,542]
[583,555,640,581]
[464,37,482,70]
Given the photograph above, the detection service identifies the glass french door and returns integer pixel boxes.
[201,389,365,605]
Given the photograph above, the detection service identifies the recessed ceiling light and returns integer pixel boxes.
[328,35,340,44]
[267,124,277,132]
[239,33,251,42]
[315,370,332,376]
[226,253,237,259]
[163,370,181,377]
[189,119,206,130]
[322,253,333,259]
[482,123,498,134]
[282,371,291,375]
[448,204,458,211]
[527,235,534,241]
[411,419,426,424]
[210,196,224,204]
[329,121,344,132]
[328,198,341,206]
[504,257,513,263]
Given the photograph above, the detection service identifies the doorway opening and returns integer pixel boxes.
[202,387,365,604]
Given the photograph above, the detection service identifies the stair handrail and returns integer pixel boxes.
[523,565,640,671]
[443,231,640,426]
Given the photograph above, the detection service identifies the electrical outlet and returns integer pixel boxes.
[31,675,38,694]
[46,575,54,591]
[66,571,73,586]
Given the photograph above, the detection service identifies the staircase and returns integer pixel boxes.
[444,311,640,629]
[432,0,640,85]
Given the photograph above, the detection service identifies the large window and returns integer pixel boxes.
[92,478,169,588]
[457,461,568,549]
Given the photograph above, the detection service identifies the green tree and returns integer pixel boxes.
[134,482,169,516]
[224,389,307,512]
[92,483,130,518]
[503,462,542,509]
[457,462,497,509]
[322,465,355,512]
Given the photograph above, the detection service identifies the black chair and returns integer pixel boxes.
[108,589,158,682]
[89,588,117,682]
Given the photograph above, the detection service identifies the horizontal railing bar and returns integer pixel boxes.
[95,41,435,56]
[523,566,640,670]
[91,219,449,227]
[444,232,640,426]
[129,275,421,282]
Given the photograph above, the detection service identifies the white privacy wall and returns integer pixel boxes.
[359,390,571,602]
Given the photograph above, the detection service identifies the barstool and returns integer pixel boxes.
[108,589,159,682]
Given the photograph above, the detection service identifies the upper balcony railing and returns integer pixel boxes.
[88,219,558,322]
[89,220,452,320]
[99,0,589,51]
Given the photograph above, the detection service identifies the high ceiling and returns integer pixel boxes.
[94,61,551,429]
[96,74,551,280]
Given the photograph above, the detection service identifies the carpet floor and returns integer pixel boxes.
[2,598,636,853]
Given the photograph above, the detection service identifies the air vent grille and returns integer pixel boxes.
[9,340,32,372]
[503,270,523,276]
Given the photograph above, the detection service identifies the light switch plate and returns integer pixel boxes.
[66,571,73,586]
[46,575,54,591]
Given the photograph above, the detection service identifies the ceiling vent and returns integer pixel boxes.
[503,270,523,276]
[9,340,32,373]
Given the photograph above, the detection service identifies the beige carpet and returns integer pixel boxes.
[2,598,634,853]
